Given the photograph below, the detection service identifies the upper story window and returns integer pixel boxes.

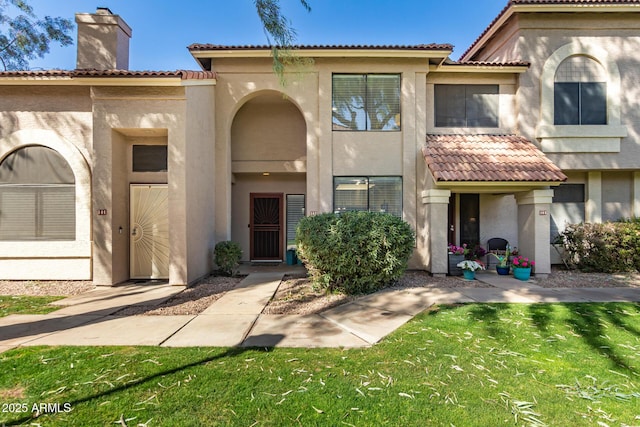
[332,74,401,131]
[434,84,499,127]
[132,145,168,172]
[0,146,75,240]
[554,56,607,125]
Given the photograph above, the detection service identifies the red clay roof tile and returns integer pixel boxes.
[423,134,567,183]
[188,43,453,51]
[0,69,216,80]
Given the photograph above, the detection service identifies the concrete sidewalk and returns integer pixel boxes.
[1,270,639,353]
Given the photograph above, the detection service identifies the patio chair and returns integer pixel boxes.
[486,237,509,268]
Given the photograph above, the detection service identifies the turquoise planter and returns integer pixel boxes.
[513,267,531,281]
[462,269,476,280]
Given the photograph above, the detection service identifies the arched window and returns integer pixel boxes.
[0,146,75,240]
[554,56,607,125]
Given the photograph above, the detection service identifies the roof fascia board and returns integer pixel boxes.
[434,181,562,192]
[462,3,640,61]
[192,48,452,60]
[429,64,529,73]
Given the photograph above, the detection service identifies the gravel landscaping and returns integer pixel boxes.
[1,266,639,317]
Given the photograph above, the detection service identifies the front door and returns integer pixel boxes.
[459,193,480,246]
[250,193,283,261]
[130,184,169,279]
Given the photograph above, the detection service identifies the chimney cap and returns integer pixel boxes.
[96,7,114,15]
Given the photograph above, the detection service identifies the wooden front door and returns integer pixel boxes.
[250,193,284,261]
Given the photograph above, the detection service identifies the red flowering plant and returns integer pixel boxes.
[511,255,535,269]
[448,244,465,255]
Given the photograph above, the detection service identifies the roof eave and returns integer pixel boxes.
[431,180,564,193]
[461,3,640,61]
[190,48,453,60]
[0,76,216,87]
[429,63,529,73]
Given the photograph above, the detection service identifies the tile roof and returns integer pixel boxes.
[423,134,567,183]
[0,69,216,80]
[461,0,640,60]
[188,43,453,51]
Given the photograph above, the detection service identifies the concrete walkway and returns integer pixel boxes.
[1,269,639,353]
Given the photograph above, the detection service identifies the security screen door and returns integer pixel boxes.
[250,193,283,261]
[130,184,169,279]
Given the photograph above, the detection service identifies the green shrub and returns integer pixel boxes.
[214,241,242,276]
[295,211,415,294]
[557,218,640,272]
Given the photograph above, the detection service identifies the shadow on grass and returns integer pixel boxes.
[4,335,283,425]
[465,302,640,374]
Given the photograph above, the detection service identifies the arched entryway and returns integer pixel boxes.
[230,91,307,262]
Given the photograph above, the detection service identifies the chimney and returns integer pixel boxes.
[75,7,132,70]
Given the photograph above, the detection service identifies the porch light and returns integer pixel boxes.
[262,172,270,176]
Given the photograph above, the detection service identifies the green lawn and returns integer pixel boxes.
[0,295,64,317]
[1,303,639,426]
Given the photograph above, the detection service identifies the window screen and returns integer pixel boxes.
[332,74,401,131]
[333,176,402,217]
[0,146,75,240]
[132,145,168,172]
[286,194,305,246]
[435,84,499,127]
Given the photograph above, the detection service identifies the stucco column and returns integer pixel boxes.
[586,171,602,223]
[515,189,554,277]
[422,189,451,276]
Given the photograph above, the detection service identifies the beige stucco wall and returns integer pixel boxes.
[0,86,93,280]
[475,13,640,172]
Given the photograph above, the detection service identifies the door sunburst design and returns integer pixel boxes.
[130,185,169,279]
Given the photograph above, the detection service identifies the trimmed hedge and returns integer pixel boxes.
[557,218,640,272]
[295,211,415,294]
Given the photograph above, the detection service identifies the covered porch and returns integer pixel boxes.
[421,134,567,277]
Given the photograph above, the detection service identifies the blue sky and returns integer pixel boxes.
[26,0,509,71]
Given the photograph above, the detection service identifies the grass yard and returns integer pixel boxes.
[0,295,64,317]
[1,303,639,426]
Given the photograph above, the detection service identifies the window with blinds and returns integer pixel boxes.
[434,84,499,127]
[332,74,401,131]
[0,146,75,240]
[286,194,305,246]
[333,176,402,217]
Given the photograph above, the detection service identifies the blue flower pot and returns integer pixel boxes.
[496,265,510,275]
[513,267,531,281]
[462,269,476,280]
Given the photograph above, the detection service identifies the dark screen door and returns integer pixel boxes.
[459,193,480,246]
[250,193,283,260]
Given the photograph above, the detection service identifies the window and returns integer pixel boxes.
[435,84,499,127]
[554,56,606,125]
[332,74,401,131]
[0,146,75,240]
[286,194,305,246]
[333,176,402,217]
[132,145,168,172]
[550,184,585,241]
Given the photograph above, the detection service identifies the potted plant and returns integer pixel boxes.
[511,255,535,281]
[456,259,485,280]
[488,246,511,275]
[448,244,465,276]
